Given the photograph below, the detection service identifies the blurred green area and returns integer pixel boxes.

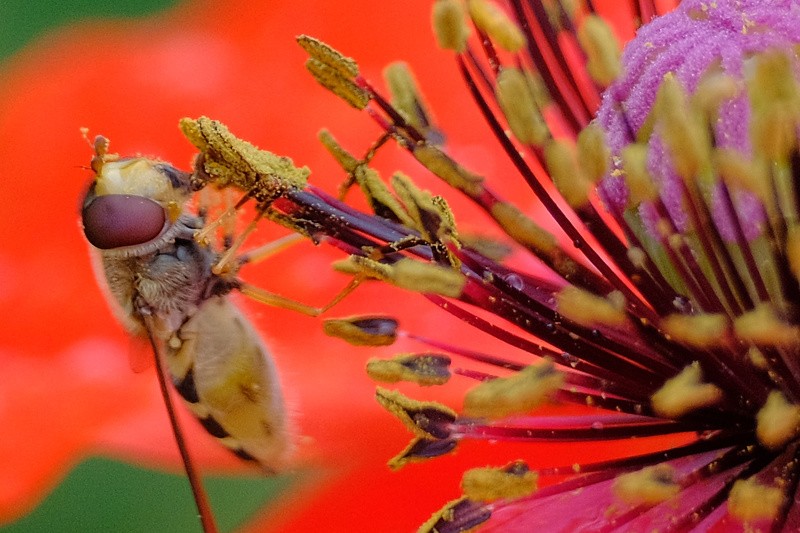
[0,0,180,61]
[3,457,297,533]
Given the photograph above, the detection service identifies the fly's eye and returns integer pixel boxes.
[82,194,166,249]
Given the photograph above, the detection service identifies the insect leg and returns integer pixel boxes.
[140,311,219,533]
[237,276,363,317]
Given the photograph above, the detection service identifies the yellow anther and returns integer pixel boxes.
[305,57,370,109]
[733,304,799,347]
[334,256,466,298]
[463,358,564,418]
[544,138,591,209]
[577,123,610,183]
[556,285,627,328]
[660,313,729,348]
[432,0,470,52]
[412,144,485,196]
[467,0,526,52]
[318,129,361,174]
[490,201,558,254]
[296,35,359,77]
[180,116,309,203]
[384,61,433,134]
[756,390,800,450]
[654,73,712,180]
[728,478,785,522]
[748,51,800,161]
[621,143,659,205]
[461,462,538,501]
[496,67,550,146]
[577,15,621,87]
[651,362,723,418]
[613,464,680,506]
[366,353,451,386]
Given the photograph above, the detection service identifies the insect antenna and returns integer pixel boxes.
[141,312,219,533]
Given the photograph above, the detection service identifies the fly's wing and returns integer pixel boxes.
[165,296,291,471]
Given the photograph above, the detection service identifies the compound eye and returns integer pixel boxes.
[82,194,166,249]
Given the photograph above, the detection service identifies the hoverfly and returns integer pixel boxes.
[79,119,323,530]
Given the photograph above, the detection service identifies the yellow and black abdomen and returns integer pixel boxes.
[166,296,291,471]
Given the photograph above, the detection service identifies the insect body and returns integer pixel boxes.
[81,141,290,470]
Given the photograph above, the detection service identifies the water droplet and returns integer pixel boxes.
[591,421,604,430]
[503,273,524,290]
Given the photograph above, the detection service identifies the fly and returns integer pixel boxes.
[79,119,341,532]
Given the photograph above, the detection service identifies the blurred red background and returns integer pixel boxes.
[0,0,659,531]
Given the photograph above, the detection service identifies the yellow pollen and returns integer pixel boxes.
[544,139,591,209]
[747,51,800,161]
[755,390,800,450]
[490,201,558,253]
[650,362,723,418]
[366,354,450,386]
[733,304,799,347]
[333,256,466,298]
[727,478,785,522]
[318,129,361,174]
[660,313,729,348]
[467,0,526,52]
[375,387,457,439]
[496,67,550,146]
[621,143,659,205]
[555,285,627,328]
[713,148,771,206]
[322,316,397,346]
[577,123,610,183]
[461,462,538,501]
[577,15,622,87]
[296,35,359,77]
[613,464,680,506]
[384,62,432,134]
[654,73,712,180]
[432,0,470,53]
[412,144,485,197]
[463,358,564,418]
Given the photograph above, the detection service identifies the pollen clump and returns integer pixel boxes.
[747,51,800,161]
[651,362,723,419]
[727,478,785,522]
[376,387,457,439]
[733,304,799,347]
[653,73,712,181]
[577,15,621,86]
[544,139,591,209]
[333,256,466,298]
[756,391,800,450]
[491,201,558,254]
[461,461,538,501]
[297,35,369,109]
[432,0,470,52]
[463,358,564,418]
[496,67,550,146]
[322,315,398,346]
[467,0,526,52]
[555,285,627,328]
[613,464,680,506]
[180,116,310,202]
[660,313,729,348]
[367,353,451,386]
[412,144,485,197]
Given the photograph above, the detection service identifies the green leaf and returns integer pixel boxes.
[0,0,181,61]
[2,456,301,532]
